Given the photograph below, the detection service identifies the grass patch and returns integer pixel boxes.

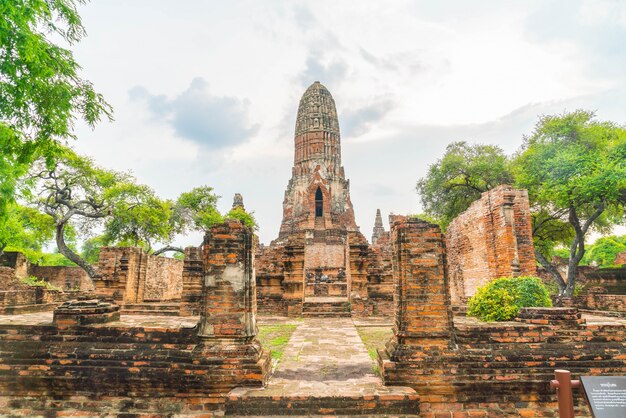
[20,276,61,291]
[356,326,393,361]
[257,324,298,361]
[356,326,392,375]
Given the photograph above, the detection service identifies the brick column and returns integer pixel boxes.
[196,220,270,387]
[348,232,371,316]
[378,216,455,388]
[180,246,203,316]
[282,240,305,317]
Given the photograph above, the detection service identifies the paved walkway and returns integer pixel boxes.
[232,317,413,397]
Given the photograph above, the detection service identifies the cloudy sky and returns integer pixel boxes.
[70,0,626,245]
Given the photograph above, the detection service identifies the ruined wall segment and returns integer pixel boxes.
[446,185,536,304]
[0,220,270,416]
[180,246,203,316]
[378,215,626,416]
[95,247,183,304]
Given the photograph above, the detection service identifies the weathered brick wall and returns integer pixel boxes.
[0,322,256,415]
[304,242,345,268]
[256,244,287,315]
[586,293,626,312]
[366,232,394,316]
[0,266,15,285]
[348,231,371,316]
[0,252,29,278]
[28,265,94,291]
[199,220,258,340]
[615,251,626,266]
[446,185,536,304]
[95,247,182,304]
[0,220,270,416]
[143,255,183,301]
[0,288,76,314]
[283,238,306,317]
[378,216,625,417]
[180,246,203,316]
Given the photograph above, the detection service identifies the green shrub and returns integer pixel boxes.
[20,276,61,291]
[467,276,552,321]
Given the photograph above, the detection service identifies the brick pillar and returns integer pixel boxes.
[348,232,371,316]
[195,220,270,387]
[378,216,455,389]
[180,246,203,316]
[282,241,305,317]
[94,247,145,304]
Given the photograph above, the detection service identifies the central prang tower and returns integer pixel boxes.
[277,81,358,238]
[258,81,370,317]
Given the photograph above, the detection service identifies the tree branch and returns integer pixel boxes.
[152,246,184,257]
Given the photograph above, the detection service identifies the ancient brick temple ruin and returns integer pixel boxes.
[256,81,375,317]
[0,82,625,416]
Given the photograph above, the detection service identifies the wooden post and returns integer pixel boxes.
[550,369,580,418]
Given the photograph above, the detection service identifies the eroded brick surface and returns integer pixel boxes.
[378,217,625,417]
[446,185,536,304]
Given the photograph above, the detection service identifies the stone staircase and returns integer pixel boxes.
[302,296,351,317]
[225,390,419,416]
[121,302,180,316]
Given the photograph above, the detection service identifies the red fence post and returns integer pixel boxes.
[550,369,581,418]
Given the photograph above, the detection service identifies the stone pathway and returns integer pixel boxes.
[231,318,413,397]
[227,318,417,415]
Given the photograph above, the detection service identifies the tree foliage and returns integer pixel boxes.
[104,186,174,251]
[174,186,222,232]
[0,0,111,254]
[584,235,626,268]
[0,203,54,260]
[416,141,513,229]
[29,148,137,277]
[467,277,552,322]
[513,110,626,295]
[225,207,258,230]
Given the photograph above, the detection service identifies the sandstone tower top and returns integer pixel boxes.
[294,81,341,168]
[276,82,358,241]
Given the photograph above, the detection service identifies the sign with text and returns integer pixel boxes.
[580,376,626,418]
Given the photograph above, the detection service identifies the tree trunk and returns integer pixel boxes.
[56,222,99,279]
[535,249,566,294]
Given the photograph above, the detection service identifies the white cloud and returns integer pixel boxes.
[69,0,626,244]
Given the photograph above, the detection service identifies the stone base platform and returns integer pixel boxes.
[226,391,419,416]
[121,301,181,316]
[302,296,351,318]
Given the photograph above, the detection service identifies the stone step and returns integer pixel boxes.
[225,391,419,416]
[302,297,351,318]
[121,309,180,316]
[123,302,180,310]
[0,303,59,315]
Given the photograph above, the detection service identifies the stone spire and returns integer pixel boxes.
[276,81,358,240]
[232,193,244,210]
[371,209,385,245]
[293,81,342,175]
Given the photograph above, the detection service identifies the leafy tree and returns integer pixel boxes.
[0,0,111,241]
[225,206,258,230]
[28,148,136,277]
[174,186,222,231]
[81,235,108,265]
[104,187,174,252]
[416,141,513,229]
[514,110,626,296]
[584,235,626,267]
[0,203,55,259]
